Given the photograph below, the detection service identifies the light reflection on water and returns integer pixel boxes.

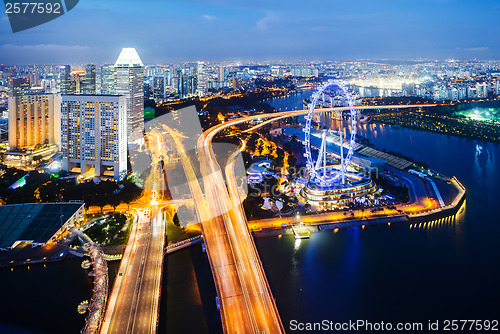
[257,91,500,326]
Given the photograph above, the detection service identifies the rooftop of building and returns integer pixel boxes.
[0,202,84,248]
[115,48,144,68]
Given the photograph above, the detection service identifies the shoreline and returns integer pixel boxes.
[251,175,466,238]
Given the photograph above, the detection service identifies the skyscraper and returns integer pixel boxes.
[9,78,31,96]
[114,48,144,142]
[100,65,115,95]
[153,75,165,101]
[59,65,72,94]
[219,66,225,82]
[83,64,96,94]
[177,69,197,99]
[8,94,61,150]
[196,61,208,97]
[61,95,127,181]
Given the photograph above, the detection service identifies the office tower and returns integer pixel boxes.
[61,95,127,181]
[8,94,61,150]
[100,65,115,95]
[9,78,31,96]
[83,64,96,94]
[177,69,187,98]
[59,65,72,94]
[114,48,144,142]
[71,70,85,94]
[153,75,165,100]
[196,61,208,97]
[176,69,196,98]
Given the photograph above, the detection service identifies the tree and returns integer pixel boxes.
[109,195,121,212]
[120,181,143,209]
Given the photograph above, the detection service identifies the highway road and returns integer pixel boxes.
[100,133,166,334]
[159,103,436,333]
[196,120,286,333]
[99,103,435,334]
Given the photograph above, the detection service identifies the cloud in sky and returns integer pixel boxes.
[201,14,217,20]
[464,47,490,52]
[1,0,500,63]
[0,44,95,63]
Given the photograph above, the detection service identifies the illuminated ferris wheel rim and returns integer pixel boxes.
[303,80,358,186]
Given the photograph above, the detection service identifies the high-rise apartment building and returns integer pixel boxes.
[61,95,127,181]
[100,65,115,95]
[114,48,144,142]
[8,94,62,150]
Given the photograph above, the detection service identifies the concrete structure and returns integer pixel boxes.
[8,94,61,150]
[61,95,127,181]
[114,48,144,142]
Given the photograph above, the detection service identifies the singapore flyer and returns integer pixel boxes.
[303,80,358,186]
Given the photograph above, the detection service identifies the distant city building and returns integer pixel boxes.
[100,65,115,95]
[271,66,284,78]
[232,76,239,90]
[153,75,165,100]
[9,78,30,96]
[196,61,208,97]
[83,64,96,94]
[177,69,197,98]
[114,48,145,142]
[8,94,61,150]
[59,65,72,94]
[71,70,86,94]
[40,78,57,93]
[219,66,226,82]
[290,66,319,77]
[61,95,127,181]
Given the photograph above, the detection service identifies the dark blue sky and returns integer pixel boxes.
[1,0,500,64]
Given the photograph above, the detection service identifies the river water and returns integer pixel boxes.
[259,89,500,331]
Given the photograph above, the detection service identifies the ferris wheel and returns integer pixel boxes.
[303,80,358,187]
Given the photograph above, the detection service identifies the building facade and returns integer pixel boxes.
[8,78,31,96]
[8,94,61,150]
[152,75,165,100]
[196,61,208,97]
[59,65,72,94]
[100,65,115,95]
[83,64,96,94]
[114,48,144,142]
[61,95,127,181]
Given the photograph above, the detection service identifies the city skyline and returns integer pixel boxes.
[1,1,499,333]
[1,0,500,64]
